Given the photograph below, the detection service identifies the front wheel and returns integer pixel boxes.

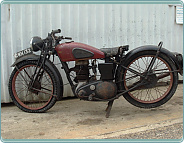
[117,51,178,108]
[8,60,58,112]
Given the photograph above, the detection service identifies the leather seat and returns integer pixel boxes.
[100,47,119,57]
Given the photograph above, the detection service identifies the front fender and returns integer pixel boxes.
[11,53,64,101]
[124,45,182,75]
[11,54,40,67]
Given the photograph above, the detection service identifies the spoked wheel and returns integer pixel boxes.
[9,60,57,112]
[118,51,178,108]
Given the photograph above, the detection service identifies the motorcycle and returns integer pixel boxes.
[9,29,183,118]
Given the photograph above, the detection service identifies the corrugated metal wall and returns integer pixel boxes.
[1,4,183,103]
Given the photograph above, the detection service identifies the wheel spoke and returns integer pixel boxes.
[16,86,28,95]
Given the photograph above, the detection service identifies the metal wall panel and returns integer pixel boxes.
[1,4,183,103]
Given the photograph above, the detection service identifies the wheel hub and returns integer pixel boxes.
[144,73,158,88]
[29,80,41,94]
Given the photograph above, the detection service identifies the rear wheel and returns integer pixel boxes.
[118,51,178,108]
[9,60,57,112]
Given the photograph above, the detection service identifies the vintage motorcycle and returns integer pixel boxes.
[9,29,183,118]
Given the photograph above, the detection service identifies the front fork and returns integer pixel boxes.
[28,54,49,91]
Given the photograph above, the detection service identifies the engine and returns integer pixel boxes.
[76,80,117,101]
[73,60,117,101]
[73,60,89,82]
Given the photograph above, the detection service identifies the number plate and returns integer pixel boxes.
[14,48,33,59]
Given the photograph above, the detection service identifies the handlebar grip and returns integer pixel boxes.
[51,29,61,35]
[65,37,72,40]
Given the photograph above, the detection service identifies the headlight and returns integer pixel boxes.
[30,36,43,52]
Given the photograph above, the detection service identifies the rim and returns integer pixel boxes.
[12,65,54,110]
[124,55,173,104]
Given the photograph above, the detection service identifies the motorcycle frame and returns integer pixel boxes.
[27,41,179,102]
[58,42,163,100]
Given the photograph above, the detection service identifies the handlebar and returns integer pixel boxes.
[51,29,61,35]
[50,29,72,40]
[42,29,73,48]
[31,29,73,54]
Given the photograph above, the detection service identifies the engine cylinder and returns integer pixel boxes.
[74,60,89,82]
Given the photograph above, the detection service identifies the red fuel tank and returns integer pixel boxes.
[55,42,105,62]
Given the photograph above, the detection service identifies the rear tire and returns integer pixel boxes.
[117,51,178,108]
[8,60,58,112]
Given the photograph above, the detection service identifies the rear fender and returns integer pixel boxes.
[11,54,64,100]
[124,45,182,74]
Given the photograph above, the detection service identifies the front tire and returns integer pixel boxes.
[117,51,178,108]
[9,60,58,113]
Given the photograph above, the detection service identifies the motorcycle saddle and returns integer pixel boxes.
[100,45,129,57]
[100,47,119,57]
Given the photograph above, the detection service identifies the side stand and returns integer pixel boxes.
[105,100,114,118]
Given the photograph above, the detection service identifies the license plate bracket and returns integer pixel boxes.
[14,48,33,59]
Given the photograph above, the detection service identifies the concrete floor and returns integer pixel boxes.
[1,84,183,140]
